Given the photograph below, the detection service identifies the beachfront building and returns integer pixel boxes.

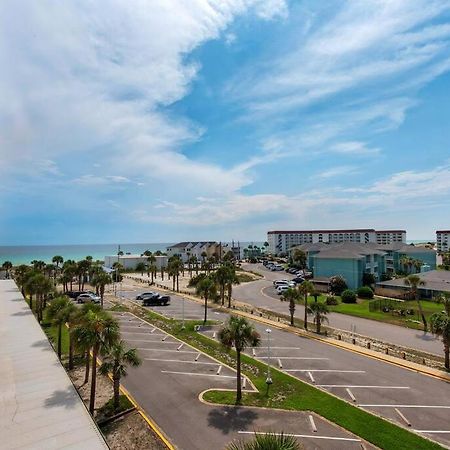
[437,230,450,253]
[104,254,168,270]
[290,242,436,290]
[166,242,222,263]
[375,230,406,245]
[377,270,450,299]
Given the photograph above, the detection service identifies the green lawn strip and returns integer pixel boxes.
[116,302,443,450]
[41,309,70,356]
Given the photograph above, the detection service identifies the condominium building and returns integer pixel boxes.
[166,241,222,262]
[375,230,406,245]
[437,230,450,253]
[268,229,407,255]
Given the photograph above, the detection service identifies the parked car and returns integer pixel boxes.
[276,285,291,294]
[143,294,171,306]
[273,280,294,287]
[270,264,284,271]
[136,291,157,300]
[292,277,305,284]
[77,293,101,304]
[66,291,83,299]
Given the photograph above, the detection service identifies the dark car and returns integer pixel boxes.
[136,291,156,300]
[292,277,305,284]
[66,291,83,299]
[142,294,171,306]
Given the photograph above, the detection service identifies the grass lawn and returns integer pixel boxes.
[312,295,443,329]
[115,302,443,450]
[41,308,70,356]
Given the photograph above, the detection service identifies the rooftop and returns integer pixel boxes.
[268,229,376,234]
[0,280,107,450]
[377,270,450,293]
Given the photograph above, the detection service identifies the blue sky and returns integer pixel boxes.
[1,0,450,245]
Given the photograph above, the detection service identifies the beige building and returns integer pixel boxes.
[166,242,222,262]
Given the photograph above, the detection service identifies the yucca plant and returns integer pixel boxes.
[227,432,302,450]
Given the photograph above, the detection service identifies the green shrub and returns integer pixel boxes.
[325,295,339,305]
[329,276,347,295]
[357,286,374,299]
[341,289,357,303]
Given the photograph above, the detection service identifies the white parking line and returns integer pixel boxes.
[161,370,235,379]
[124,339,177,343]
[257,357,329,360]
[358,405,450,408]
[144,359,218,365]
[237,431,360,442]
[395,408,411,427]
[285,370,365,373]
[177,343,184,351]
[413,430,450,434]
[122,331,165,336]
[136,348,197,354]
[318,385,410,389]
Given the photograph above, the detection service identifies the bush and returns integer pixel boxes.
[362,272,376,286]
[341,289,357,303]
[357,286,374,299]
[329,276,348,295]
[325,296,339,305]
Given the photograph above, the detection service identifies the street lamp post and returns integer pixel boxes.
[182,295,185,329]
[265,328,272,394]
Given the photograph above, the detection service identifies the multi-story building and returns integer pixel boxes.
[375,230,406,245]
[290,242,436,290]
[436,230,450,253]
[268,229,377,255]
[166,242,222,262]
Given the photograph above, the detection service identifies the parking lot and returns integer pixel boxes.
[111,282,450,448]
[113,311,372,450]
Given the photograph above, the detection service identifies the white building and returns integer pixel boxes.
[166,242,222,263]
[104,254,168,270]
[375,230,406,245]
[437,230,450,253]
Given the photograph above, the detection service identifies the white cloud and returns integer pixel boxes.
[316,165,360,179]
[72,175,131,186]
[331,141,381,156]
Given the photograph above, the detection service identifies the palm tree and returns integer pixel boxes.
[430,293,450,369]
[73,310,119,414]
[196,276,217,324]
[308,302,329,334]
[14,264,31,296]
[168,256,183,292]
[297,280,315,331]
[99,340,141,411]
[214,265,231,306]
[227,432,301,450]
[281,288,301,326]
[136,262,146,276]
[25,272,53,322]
[226,266,240,309]
[2,261,13,279]
[148,264,157,284]
[219,316,260,404]
[404,274,427,331]
[47,296,76,360]
[52,255,64,270]
[91,271,112,308]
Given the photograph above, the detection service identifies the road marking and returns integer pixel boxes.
[307,372,315,383]
[257,357,329,360]
[252,349,256,356]
[195,353,201,361]
[413,430,450,434]
[237,431,360,442]
[278,358,283,369]
[308,415,317,433]
[346,388,356,402]
[395,408,411,427]
[177,343,184,351]
[144,358,218,365]
[216,365,222,375]
[318,385,410,389]
[162,335,168,341]
[136,348,197,354]
[251,347,301,350]
[151,328,156,333]
[359,404,450,409]
[123,339,177,343]
[121,330,165,336]
[285,370,365,373]
[161,370,235,379]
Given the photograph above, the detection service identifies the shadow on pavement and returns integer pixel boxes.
[207,406,258,434]
[44,386,78,409]
[31,339,52,351]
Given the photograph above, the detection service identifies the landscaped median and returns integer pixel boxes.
[112,300,445,450]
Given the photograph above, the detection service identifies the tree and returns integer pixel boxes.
[91,271,112,308]
[404,274,427,331]
[14,264,30,296]
[168,256,183,292]
[430,293,450,369]
[47,296,76,360]
[99,340,141,411]
[308,302,329,334]
[25,272,53,322]
[329,276,347,295]
[362,272,376,286]
[281,288,301,326]
[73,310,119,414]
[218,316,260,404]
[291,249,307,269]
[2,261,13,278]
[214,265,232,306]
[196,276,217,324]
[227,432,301,450]
[297,280,315,330]
[136,262,146,276]
[226,267,240,309]
[52,255,64,269]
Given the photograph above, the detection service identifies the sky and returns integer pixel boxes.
[1,0,450,245]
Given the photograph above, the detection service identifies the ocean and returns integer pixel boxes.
[0,242,264,265]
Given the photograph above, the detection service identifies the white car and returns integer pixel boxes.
[276,285,292,294]
[77,293,101,304]
[273,280,294,287]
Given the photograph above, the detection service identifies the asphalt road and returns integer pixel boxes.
[115,283,450,449]
[233,264,443,355]
[113,310,369,450]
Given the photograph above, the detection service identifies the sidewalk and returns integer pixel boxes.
[0,280,108,450]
